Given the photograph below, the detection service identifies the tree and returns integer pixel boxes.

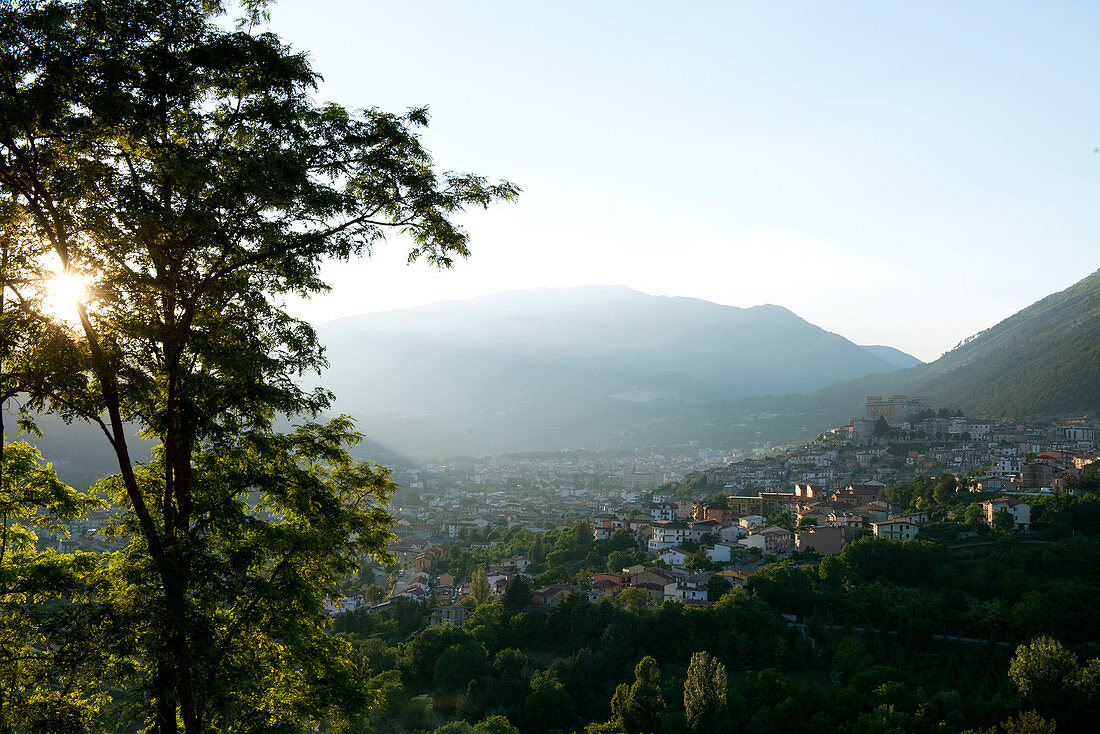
[614,586,653,615]
[962,503,985,528]
[1063,462,1100,495]
[471,567,492,607]
[993,508,1016,533]
[683,651,727,734]
[707,575,732,604]
[610,656,665,734]
[434,641,489,694]
[1000,710,1058,734]
[476,715,522,734]
[0,1,516,732]
[684,549,716,572]
[873,416,891,438]
[522,671,574,734]
[1009,636,1078,713]
[502,574,532,614]
[0,441,103,731]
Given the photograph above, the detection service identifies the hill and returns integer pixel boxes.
[730,267,1100,445]
[313,286,917,456]
[899,267,1100,416]
[860,345,924,369]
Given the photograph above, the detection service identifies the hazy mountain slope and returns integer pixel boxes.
[315,285,901,408]
[902,268,1100,416]
[461,268,1100,455]
[311,286,918,455]
[782,268,1100,428]
[861,345,923,369]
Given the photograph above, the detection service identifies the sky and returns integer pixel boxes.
[266,1,1100,362]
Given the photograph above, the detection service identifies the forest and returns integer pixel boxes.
[330,484,1100,734]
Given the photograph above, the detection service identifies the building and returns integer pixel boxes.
[871,520,917,540]
[793,483,826,499]
[794,524,848,555]
[664,579,708,603]
[657,547,690,567]
[981,497,1031,531]
[741,525,794,555]
[647,520,701,552]
[430,605,472,627]
[866,395,930,423]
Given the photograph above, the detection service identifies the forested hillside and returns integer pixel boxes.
[331,488,1100,734]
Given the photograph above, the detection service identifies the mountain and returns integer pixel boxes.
[889,267,1100,417]
[23,272,1099,477]
[313,286,914,456]
[749,267,1100,438]
[860,345,923,370]
[327,270,1100,457]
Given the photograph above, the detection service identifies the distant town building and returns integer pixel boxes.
[430,605,472,627]
[871,520,918,540]
[981,497,1031,531]
[866,395,930,423]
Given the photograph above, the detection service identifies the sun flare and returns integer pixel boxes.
[43,270,90,326]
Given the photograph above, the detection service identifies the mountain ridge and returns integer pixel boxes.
[313,285,922,456]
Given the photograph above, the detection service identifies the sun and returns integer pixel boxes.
[43,270,91,327]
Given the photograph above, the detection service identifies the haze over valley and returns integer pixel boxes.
[310,270,1100,459]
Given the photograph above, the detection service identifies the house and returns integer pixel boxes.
[649,502,677,522]
[795,504,836,527]
[706,542,744,563]
[888,510,928,526]
[430,605,472,627]
[692,501,731,522]
[833,481,888,506]
[981,497,1031,531]
[647,520,700,552]
[499,556,534,573]
[663,580,708,603]
[714,568,750,587]
[715,559,765,587]
[689,518,723,538]
[741,525,794,555]
[631,582,666,603]
[718,524,747,544]
[852,502,891,523]
[794,524,847,555]
[592,573,628,592]
[532,584,578,608]
[630,567,677,590]
[433,584,457,605]
[871,520,917,540]
[590,512,620,540]
[658,547,690,567]
[738,515,766,530]
[974,476,1008,492]
[1021,462,1056,490]
[793,483,825,499]
[828,511,869,531]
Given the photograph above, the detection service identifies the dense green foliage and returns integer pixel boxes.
[907,268,1100,417]
[0,0,514,731]
[434,524,643,587]
[330,493,1100,733]
[0,441,104,731]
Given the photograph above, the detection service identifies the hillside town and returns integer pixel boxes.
[40,399,1099,619]
[286,397,1099,621]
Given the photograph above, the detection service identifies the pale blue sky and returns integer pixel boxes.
[269,1,1100,361]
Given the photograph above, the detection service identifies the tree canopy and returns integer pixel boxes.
[0,0,516,732]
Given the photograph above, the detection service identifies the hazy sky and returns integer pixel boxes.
[268,1,1100,362]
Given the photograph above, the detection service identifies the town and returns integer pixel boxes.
[296,396,1099,622]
